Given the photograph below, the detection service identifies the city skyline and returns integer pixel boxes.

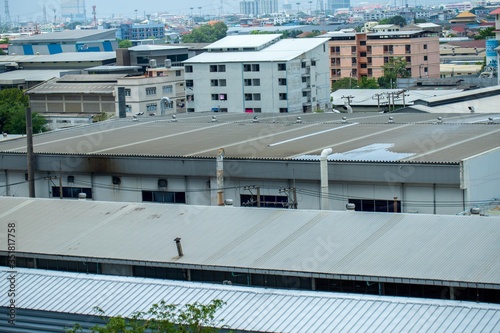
[7,0,245,22]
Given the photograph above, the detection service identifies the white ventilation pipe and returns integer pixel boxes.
[320,148,332,210]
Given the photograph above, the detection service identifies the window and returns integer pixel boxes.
[245,93,253,101]
[278,78,287,85]
[361,63,367,68]
[360,52,366,57]
[142,191,186,203]
[175,70,181,76]
[278,63,286,71]
[244,64,260,72]
[352,57,357,64]
[146,103,157,111]
[219,79,226,86]
[240,194,289,208]
[252,79,260,86]
[211,94,219,101]
[253,93,261,101]
[219,93,227,100]
[301,62,307,68]
[209,64,225,72]
[302,77,307,83]
[405,45,411,53]
[185,65,193,73]
[145,87,156,95]
[348,198,401,212]
[406,56,411,63]
[186,80,193,88]
[279,93,287,100]
[302,91,308,97]
[351,46,356,54]
[360,40,366,46]
[125,104,132,113]
[244,79,252,86]
[124,89,131,96]
[367,46,372,54]
[423,44,427,50]
[279,108,288,113]
[311,60,316,66]
[162,85,173,93]
[211,79,219,87]
[368,68,372,76]
[424,56,428,61]
[253,108,261,112]
[331,46,340,53]
[52,187,92,199]
[187,94,194,102]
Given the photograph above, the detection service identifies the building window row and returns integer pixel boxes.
[211,79,227,87]
[210,65,226,72]
[146,87,156,95]
[243,64,260,72]
[244,93,261,101]
[142,191,186,204]
[244,78,261,86]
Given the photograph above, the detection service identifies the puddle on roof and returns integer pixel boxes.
[294,143,414,161]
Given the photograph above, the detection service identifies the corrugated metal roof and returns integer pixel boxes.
[1,197,499,286]
[0,52,116,63]
[0,69,62,83]
[0,112,498,162]
[205,34,282,49]
[1,268,499,333]
[25,74,126,94]
[10,29,117,43]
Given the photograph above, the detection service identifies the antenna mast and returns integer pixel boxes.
[4,0,11,29]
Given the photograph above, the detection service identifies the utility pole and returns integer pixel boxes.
[280,187,298,209]
[26,107,35,198]
[244,185,261,207]
[341,95,354,105]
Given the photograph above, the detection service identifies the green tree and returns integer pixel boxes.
[0,89,47,134]
[474,27,495,40]
[379,15,406,27]
[358,76,379,89]
[66,299,226,333]
[378,57,410,88]
[181,22,228,43]
[331,77,358,91]
[118,39,133,48]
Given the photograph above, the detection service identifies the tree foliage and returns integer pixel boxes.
[474,27,495,40]
[358,76,379,89]
[181,22,228,43]
[66,299,226,333]
[331,77,357,91]
[378,57,410,88]
[378,15,407,27]
[0,89,46,134]
[118,39,133,48]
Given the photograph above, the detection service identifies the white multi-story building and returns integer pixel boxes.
[116,63,186,117]
[183,34,331,113]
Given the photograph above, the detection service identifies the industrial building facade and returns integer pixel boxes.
[0,112,499,215]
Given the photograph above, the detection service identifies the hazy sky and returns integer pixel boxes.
[9,0,249,22]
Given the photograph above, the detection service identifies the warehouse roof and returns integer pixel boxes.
[25,74,128,94]
[1,197,499,287]
[10,29,117,43]
[0,69,63,84]
[1,267,498,333]
[0,52,116,63]
[0,112,498,163]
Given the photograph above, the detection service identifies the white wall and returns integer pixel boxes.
[462,147,500,208]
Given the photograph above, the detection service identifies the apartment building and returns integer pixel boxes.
[325,30,440,84]
[183,34,330,113]
[116,62,186,116]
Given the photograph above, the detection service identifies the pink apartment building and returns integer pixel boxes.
[326,30,440,86]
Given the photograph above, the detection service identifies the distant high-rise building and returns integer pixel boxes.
[327,0,350,13]
[61,0,86,21]
[240,0,278,16]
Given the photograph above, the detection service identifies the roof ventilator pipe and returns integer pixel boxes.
[217,148,225,206]
[320,148,332,210]
[174,237,184,257]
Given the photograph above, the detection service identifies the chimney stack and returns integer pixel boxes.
[174,237,184,257]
